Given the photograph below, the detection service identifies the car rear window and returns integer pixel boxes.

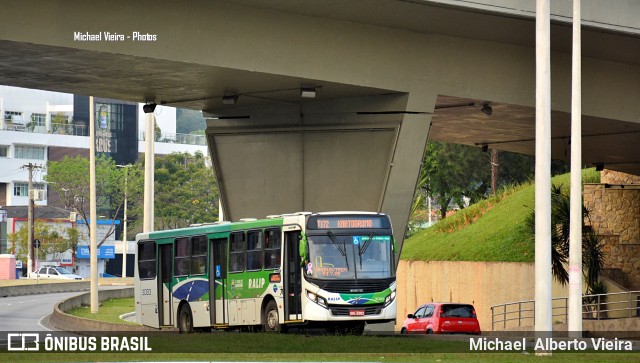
[441,304,476,318]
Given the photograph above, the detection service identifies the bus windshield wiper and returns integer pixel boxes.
[358,231,375,268]
[328,231,349,270]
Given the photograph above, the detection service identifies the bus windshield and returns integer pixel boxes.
[306,234,394,280]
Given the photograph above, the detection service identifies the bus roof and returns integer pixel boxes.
[136,216,285,241]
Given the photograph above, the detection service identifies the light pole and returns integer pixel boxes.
[116,164,131,278]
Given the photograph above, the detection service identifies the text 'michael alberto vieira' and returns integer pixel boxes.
[469,336,634,352]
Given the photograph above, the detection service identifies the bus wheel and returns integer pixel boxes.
[178,304,193,334]
[263,300,281,332]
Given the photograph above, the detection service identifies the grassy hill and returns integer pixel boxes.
[401,169,600,262]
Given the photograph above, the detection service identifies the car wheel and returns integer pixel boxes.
[426,328,433,334]
[178,304,193,334]
[400,328,408,334]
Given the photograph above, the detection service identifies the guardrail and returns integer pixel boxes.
[491,290,640,330]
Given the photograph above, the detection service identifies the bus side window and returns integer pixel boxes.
[229,232,245,273]
[137,240,156,279]
[191,235,207,275]
[246,230,263,271]
[264,228,281,269]
[174,237,190,276]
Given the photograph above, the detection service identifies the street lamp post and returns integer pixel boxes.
[116,164,131,278]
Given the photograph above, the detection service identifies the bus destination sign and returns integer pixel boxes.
[308,215,388,230]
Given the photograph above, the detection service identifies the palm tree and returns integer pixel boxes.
[526,183,604,290]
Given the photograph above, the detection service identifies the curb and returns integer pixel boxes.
[49,287,156,332]
[0,281,90,297]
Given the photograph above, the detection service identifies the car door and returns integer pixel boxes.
[421,304,435,332]
[48,268,59,279]
[408,306,426,333]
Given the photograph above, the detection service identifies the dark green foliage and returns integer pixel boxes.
[525,183,604,289]
[176,108,206,135]
[126,151,219,234]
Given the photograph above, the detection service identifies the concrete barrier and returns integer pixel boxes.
[0,281,90,297]
[50,287,156,332]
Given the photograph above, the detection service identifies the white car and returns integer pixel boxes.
[31,266,83,280]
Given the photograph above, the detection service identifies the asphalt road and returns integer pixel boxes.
[0,291,80,332]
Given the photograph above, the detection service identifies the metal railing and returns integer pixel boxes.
[491,291,640,330]
[0,123,206,146]
[137,130,207,146]
[0,122,86,136]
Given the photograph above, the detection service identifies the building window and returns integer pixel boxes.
[4,111,22,123]
[0,145,7,157]
[31,113,46,126]
[13,183,45,197]
[14,145,45,160]
[14,183,28,197]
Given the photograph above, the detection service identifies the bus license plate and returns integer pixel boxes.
[349,310,365,316]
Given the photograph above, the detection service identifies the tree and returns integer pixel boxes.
[176,108,206,135]
[416,141,570,220]
[525,183,604,291]
[420,141,490,219]
[126,151,219,234]
[9,222,79,262]
[46,155,125,248]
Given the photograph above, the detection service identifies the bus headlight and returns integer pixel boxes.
[306,290,328,308]
[384,290,396,307]
[306,290,317,301]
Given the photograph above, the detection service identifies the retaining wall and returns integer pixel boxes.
[50,287,155,331]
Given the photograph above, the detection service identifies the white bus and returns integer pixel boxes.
[135,211,396,334]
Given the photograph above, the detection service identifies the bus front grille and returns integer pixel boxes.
[311,278,394,293]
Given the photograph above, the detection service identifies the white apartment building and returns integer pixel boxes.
[0,85,208,208]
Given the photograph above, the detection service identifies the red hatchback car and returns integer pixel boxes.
[401,303,481,335]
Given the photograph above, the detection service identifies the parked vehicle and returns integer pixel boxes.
[30,266,82,280]
[401,302,480,335]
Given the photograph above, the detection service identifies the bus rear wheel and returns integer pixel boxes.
[178,304,193,334]
[263,300,281,332]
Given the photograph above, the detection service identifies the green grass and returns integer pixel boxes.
[402,169,600,262]
[67,297,137,324]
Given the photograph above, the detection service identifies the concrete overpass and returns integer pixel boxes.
[1,0,639,254]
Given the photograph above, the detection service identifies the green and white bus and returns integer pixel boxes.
[135,211,396,333]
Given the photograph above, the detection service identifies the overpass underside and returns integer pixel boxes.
[0,0,639,251]
[205,94,431,236]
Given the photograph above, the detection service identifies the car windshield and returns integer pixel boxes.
[54,267,73,275]
[306,233,394,280]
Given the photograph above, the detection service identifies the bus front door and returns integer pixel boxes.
[210,238,228,326]
[158,244,173,327]
[284,231,302,320]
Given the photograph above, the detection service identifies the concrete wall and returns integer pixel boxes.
[584,170,640,290]
[50,287,156,331]
[396,260,571,332]
[0,281,88,297]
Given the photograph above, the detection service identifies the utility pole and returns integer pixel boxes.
[21,162,44,277]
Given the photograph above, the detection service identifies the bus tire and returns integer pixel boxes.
[263,300,281,332]
[178,304,193,334]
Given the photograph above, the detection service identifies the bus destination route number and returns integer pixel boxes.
[316,218,375,229]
